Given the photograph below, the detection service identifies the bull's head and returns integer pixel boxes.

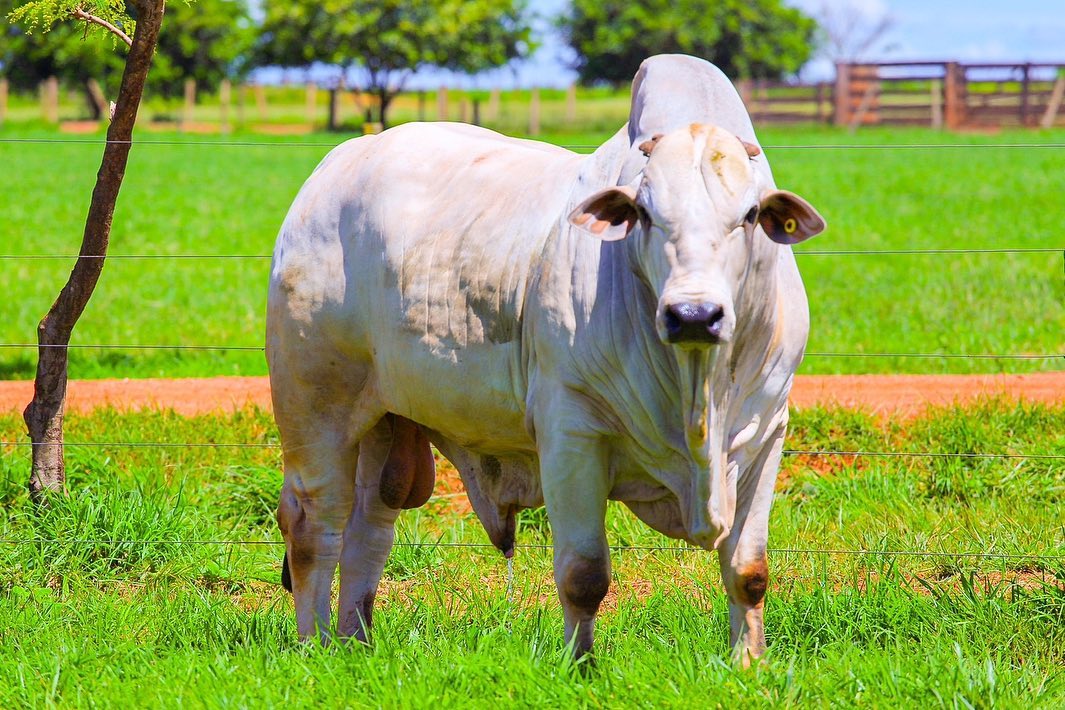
[568,123,824,349]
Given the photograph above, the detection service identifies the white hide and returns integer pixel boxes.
[267,55,818,658]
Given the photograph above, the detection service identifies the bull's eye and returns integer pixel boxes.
[744,206,758,225]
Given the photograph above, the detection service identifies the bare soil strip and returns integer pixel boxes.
[0,373,1061,417]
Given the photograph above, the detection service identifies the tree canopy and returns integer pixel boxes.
[2,0,253,98]
[559,0,818,86]
[255,0,534,127]
[151,0,254,97]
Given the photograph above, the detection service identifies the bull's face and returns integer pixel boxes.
[569,124,825,348]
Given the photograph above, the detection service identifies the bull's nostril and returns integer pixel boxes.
[664,306,683,337]
[705,305,725,337]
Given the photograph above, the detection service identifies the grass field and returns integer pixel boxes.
[1,124,1063,380]
[0,401,1061,705]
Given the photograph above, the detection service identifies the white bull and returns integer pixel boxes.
[266,55,825,663]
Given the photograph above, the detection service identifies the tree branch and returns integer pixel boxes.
[71,8,133,47]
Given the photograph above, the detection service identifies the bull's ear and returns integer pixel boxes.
[568,186,644,241]
[758,190,826,245]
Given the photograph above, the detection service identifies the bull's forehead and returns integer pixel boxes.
[642,124,756,222]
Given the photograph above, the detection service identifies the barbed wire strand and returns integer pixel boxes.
[1,440,1062,461]
[0,247,1060,260]
[0,537,1060,561]
[0,343,1060,359]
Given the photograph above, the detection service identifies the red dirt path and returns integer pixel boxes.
[0,373,1061,417]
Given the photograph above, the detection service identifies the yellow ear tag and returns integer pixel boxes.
[783,218,797,234]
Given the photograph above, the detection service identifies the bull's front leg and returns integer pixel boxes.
[537,427,612,660]
[717,424,786,667]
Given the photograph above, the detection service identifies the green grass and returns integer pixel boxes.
[0,401,1062,705]
[0,123,1062,379]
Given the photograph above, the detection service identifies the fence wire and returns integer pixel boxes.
[0,247,1060,259]
[1,440,1062,461]
[0,537,1060,562]
[1,343,1061,360]
[6,137,1065,151]
[1,134,1061,572]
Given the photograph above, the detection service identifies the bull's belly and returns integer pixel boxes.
[373,336,533,455]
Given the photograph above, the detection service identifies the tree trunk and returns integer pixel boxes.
[24,0,167,502]
[327,87,339,131]
[378,89,393,130]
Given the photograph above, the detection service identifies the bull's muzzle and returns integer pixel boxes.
[664,302,726,344]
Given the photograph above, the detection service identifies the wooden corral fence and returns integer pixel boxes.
[835,61,1065,130]
[738,80,834,125]
[7,61,1065,133]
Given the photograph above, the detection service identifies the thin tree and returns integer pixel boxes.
[8,0,168,500]
[814,0,896,63]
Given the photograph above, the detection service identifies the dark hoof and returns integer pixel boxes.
[281,551,292,593]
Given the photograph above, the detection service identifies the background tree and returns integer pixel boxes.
[8,0,168,500]
[558,0,818,86]
[149,0,253,97]
[0,0,125,117]
[255,0,534,128]
[1,0,249,112]
[814,0,896,63]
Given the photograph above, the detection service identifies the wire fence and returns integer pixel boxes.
[0,247,1061,259]
[6,136,1065,151]
[0,537,1061,563]
[1,440,1063,461]
[0,343,1061,360]
[1,135,1062,577]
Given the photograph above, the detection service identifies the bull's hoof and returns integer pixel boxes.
[280,551,293,593]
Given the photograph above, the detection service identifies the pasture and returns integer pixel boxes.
[1,117,1063,705]
[0,402,1062,705]
[0,125,1062,379]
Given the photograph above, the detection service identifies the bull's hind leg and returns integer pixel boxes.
[273,372,384,643]
[718,424,786,667]
[337,417,404,641]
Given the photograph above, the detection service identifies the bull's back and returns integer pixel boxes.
[270,123,582,452]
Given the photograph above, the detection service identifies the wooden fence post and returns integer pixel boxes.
[436,86,448,120]
[237,84,247,127]
[460,98,469,123]
[305,82,317,126]
[253,84,268,120]
[1019,63,1032,126]
[833,63,850,126]
[1040,75,1065,129]
[181,78,196,131]
[0,78,7,127]
[944,62,966,130]
[528,88,540,135]
[847,65,880,131]
[41,77,59,124]
[565,84,577,125]
[486,87,500,123]
[85,79,108,121]
[219,79,232,134]
[930,79,943,129]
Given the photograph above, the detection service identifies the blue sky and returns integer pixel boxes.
[266,1,1065,89]
[408,0,1065,88]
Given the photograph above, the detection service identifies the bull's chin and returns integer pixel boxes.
[661,333,730,349]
